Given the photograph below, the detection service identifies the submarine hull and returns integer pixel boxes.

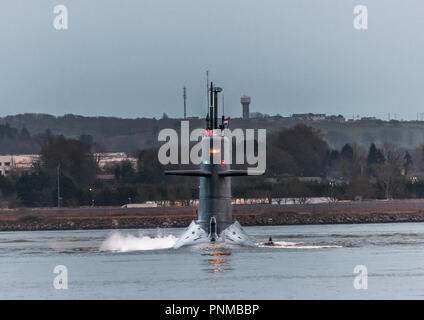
[173,220,255,249]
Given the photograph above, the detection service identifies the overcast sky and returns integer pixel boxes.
[0,0,423,120]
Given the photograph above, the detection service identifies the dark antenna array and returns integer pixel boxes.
[206,81,223,129]
[205,71,225,130]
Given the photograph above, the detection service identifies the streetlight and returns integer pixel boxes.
[89,187,94,207]
[329,180,336,204]
[410,177,418,198]
[57,164,61,208]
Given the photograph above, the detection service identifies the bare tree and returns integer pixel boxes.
[351,143,367,178]
[370,143,404,199]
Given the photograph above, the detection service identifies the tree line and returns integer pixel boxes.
[1,124,424,208]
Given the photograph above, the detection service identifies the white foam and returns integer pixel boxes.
[99,230,178,252]
[257,241,342,249]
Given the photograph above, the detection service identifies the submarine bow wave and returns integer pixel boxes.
[100,231,177,252]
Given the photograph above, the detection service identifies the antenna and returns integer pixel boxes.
[183,86,187,120]
[213,86,222,129]
[205,71,211,129]
[206,70,209,118]
[222,94,225,117]
[210,82,214,129]
[214,87,218,129]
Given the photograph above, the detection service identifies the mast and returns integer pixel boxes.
[206,71,209,129]
[183,86,187,120]
[222,94,225,118]
[209,82,214,129]
[213,87,218,129]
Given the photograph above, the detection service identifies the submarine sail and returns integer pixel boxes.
[165,81,260,248]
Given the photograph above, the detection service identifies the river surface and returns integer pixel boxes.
[1,222,424,299]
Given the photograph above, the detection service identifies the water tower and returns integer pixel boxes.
[241,96,251,119]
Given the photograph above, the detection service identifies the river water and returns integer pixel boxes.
[1,222,424,299]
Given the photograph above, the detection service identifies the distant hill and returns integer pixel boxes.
[0,113,195,155]
[1,113,424,154]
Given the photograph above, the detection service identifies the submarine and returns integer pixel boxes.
[165,81,262,249]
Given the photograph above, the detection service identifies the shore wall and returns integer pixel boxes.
[2,199,424,231]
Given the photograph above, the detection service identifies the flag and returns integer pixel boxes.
[222,118,230,126]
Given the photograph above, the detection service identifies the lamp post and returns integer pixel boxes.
[329,180,335,205]
[410,177,418,198]
[57,164,61,208]
[89,187,94,207]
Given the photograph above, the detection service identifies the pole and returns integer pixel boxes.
[214,88,218,129]
[210,82,214,129]
[222,94,225,117]
[57,163,61,208]
[206,70,209,118]
[183,86,187,120]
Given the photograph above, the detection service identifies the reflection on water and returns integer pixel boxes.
[201,246,233,274]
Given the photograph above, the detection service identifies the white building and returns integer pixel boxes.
[0,153,137,176]
[94,152,137,170]
[0,155,39,176]
[291,113,327,121]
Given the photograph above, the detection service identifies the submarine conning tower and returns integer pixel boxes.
[165,81,253,237]
[198,134,232,234]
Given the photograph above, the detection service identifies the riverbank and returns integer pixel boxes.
[2,199,424,231]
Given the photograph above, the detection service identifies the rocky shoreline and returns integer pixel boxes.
[1,212,424,232]
[2,200,424,231]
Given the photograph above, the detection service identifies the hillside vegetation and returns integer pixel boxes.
[1,113,424,154]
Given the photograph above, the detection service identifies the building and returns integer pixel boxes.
[0,155,39,176]
[360,117,378,122]
[0,156,13,175]
[291,113,326,121]
[0,153,137,176]
[94,152,137,170]
[241,96,251,119]
[326,115,346,122]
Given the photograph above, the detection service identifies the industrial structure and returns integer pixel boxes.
[241,96,251,119]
